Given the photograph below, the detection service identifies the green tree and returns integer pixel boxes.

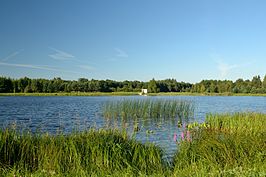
[78,78,88,83]
[18,77,30,93]
[31,79,42,92]
[0,77,13,93]
[251,75,262,89]
[233,79,244,93]
[262,75,266,88]
[210,82,218,93]
[52,77,64,92]
[148,79,159,93]
[200,84,205,93]
[12,80,19,93]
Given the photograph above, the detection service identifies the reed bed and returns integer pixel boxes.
[103,99,194,122]
[173,112,266,176]
[0,128,166,176]
[1,112,265,176]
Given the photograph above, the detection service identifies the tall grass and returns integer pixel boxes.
[103,99,194,122]
[1,112,265,176]
[173,112,266,176]
[0,128,166,176]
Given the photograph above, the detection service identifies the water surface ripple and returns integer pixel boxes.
[0,96,265,160]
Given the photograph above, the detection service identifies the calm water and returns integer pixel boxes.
[0,96,265,161]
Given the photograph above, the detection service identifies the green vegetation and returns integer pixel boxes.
[103,99,194,122]
[192,75,266,94]
[1,92,266,97]
[0,92,139,97]
[0,128,166,177]
[148,92,266,96]
[1,74,266,95]
[0,77,192,93]
[0,112,265,176]
[173,112,266,176]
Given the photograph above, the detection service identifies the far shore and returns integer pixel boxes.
[0,92,266,97]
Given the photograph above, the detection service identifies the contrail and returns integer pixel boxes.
[0,62,83,75]
[1,49,24,62]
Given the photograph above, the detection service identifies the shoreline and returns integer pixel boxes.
[0,92,266,97]
[0,112,265,176]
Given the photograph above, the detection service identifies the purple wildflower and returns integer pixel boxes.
[181,132,185,140]
[173,133,177,142]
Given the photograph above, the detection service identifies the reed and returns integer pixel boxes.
[0,128,166,176]
[103,99,194,123]
[172,112,266,176]
[1,112,265,176]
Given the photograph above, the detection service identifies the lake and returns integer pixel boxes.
[0,95,265,161]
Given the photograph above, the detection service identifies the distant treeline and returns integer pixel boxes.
[0,77,191,93]
[0,75,266,94]
[192,75,266,94]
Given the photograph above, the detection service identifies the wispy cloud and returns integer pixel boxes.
[211,53,252,78]
[216,61,238,78]
[0,62,82,75]
[49,47,75,61]
[114,48,128,58]
[78,65,94,71]
[106,48,129,62]
[0,48,94,76]
[1,49,24,62]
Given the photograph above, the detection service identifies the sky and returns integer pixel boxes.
[0,0,266,83]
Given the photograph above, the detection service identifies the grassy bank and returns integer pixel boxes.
[0,129,166,177]
[149,92,266,96]
[1,92,266,97]
[0,113,265,176]
[173,112,266,176]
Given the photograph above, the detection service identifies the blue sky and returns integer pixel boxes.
[0,0,266,83]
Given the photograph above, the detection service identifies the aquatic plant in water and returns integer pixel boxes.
[0,112,265,176]
[103,99,194,123]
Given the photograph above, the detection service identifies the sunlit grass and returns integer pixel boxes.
[1,112,265,176]
[173,112,266,176]
[0,128,166,176]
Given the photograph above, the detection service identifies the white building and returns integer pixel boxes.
[140,89,148,95]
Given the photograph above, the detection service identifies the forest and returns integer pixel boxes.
[0,75,266,94]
